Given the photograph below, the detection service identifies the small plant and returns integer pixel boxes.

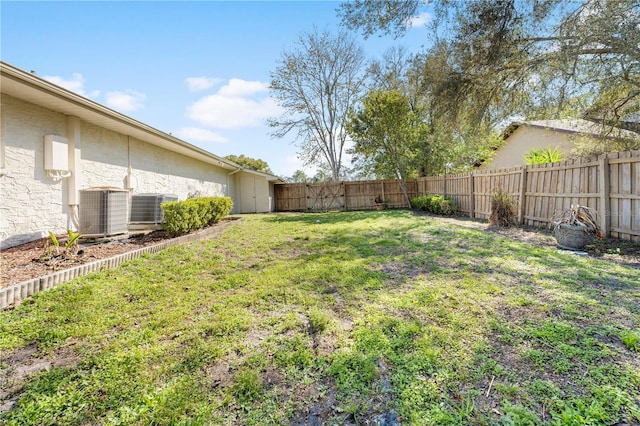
[42,229,84,263]
[374,195,387,210]
[619,330,639,352]
[524,147,564,165]
[411,195,457,215]
[489,187,516,227]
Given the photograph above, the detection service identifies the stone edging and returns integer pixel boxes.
[0,219,242,310]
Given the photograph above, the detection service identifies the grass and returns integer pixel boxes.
[0,210,639,425]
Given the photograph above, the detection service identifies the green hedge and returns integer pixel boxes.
[411,195,457,215]
[161,196,233,237]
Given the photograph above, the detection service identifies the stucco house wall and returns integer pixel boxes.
[1,94,70,245]
[485,119,640,169]
[1,61,281,249]
[487,125,579,169]
[0,94,234,248]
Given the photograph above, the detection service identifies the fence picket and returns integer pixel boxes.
[274,150,640,241]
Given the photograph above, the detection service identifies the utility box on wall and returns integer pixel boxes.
[44,134,69,171]
[44,134,71,180]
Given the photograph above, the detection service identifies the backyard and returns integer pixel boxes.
[1,210,639,425]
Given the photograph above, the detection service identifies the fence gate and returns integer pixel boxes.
[306,182,345,212]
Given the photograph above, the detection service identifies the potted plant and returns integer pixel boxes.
[549,205,604,250]
[374,195,386,211]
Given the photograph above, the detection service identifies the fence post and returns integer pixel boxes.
[305,183,309,212]
[598,155,611,237]
[443,174,447,196]
[468,173,475,218]
[518,166,527,224]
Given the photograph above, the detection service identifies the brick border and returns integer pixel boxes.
[0,218,242,310]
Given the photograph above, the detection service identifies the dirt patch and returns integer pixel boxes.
[1,342,82,415]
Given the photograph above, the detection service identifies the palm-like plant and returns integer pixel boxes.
[524,147,564,165]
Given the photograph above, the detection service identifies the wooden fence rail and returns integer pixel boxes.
[274,150,640,241]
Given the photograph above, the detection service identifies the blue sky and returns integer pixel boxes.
[1,1,432,177]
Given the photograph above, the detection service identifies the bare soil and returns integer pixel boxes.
[0,230,175,288]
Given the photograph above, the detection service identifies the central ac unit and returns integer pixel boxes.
[79,188,129,237]
[130,193,178,224]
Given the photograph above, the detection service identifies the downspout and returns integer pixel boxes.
[126,136,133,191]
[226,166,243,214]
[67,116,81,231]
[226,166,243,196]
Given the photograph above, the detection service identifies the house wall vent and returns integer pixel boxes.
[130,194,178,224]
[79,188,129,237]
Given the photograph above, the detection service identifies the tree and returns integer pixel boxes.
[346,89,428,206]
[339,0,640,150]
[289,169,309,183]
[224,155,273,174]
[269,28,367,181]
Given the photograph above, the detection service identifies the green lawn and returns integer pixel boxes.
[1,211,639,425]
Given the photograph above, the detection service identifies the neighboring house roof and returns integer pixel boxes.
[501,118,640,141]
[0,61,282,182]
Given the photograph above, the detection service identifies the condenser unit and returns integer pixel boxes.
[79,188,129,237]
[130,194,178,224]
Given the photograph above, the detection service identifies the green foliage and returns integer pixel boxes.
[43,229,84,260]
[308,308,332,334]
[340,0,640,160]
[411,195,456,215]
[524,147,565,165]
[346,88,427,205]
[161,196,233,237]
[224,154,273,175]
[619,329,639,352]
[232,370,263,403]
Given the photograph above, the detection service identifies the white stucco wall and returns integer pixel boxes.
[128,138,227,199]
[1,95,69,248]
[1,94,235,248]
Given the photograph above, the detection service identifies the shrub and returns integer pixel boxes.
[489,187,516,227]
[523,147,564,165]
[161,196,233,236]
[411,195,457,215]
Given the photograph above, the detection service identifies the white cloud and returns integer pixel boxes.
[186,78,280,129]
[175,127,228,144]
[218,79,268,97]
[105,90,146,112]
[43,73,100,98]
[283,155,317,176]
[406,12,432,28]
[185,76,222,92]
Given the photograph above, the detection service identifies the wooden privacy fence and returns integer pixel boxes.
[274,180,419,212]
[274,150,640,241]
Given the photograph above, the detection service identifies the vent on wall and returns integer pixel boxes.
[79,188,129,237]
[130,194,178,224]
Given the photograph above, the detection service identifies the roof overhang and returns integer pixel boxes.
[1,61,242,171]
